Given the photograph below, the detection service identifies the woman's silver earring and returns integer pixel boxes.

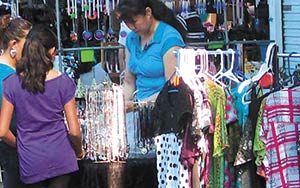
[10,49,17,59]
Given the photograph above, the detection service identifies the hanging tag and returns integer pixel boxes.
[80,49,95,63]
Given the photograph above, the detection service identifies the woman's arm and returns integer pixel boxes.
[64,98,84,158]
[123,49,136,111]
[0,97,16,147]
[163,46,180,80]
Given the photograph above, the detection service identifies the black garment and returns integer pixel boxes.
[176,11,207,45]
[0,148,24,188]
[151,80,194,137]
[247,88,271,188]
[0,117,22,188]
[24,173,71,188]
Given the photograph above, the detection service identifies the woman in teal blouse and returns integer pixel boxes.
[117,0,186,106]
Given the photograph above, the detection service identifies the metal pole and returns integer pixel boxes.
[16,0,19,16]
[55,0,63,72]
[223,1,229,49]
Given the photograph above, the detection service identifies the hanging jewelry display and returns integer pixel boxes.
[81,83,127,162]
[94,0,105,41]
[87,0,97,20]
[180,0,191,17]
[75,78,86,99]
[214,0,224,14]
[67,0,78,42]
[164,0,175,12]
[132,102,156,155]
[82,0,93,41]
[236,0,244,25]
[106,0,116,42]
[195,0,206,15]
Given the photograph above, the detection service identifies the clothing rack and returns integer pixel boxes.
[277,53,300,58]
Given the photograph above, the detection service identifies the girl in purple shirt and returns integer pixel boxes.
[0,25,84,187]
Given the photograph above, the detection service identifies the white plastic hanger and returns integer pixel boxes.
[221,49,241,83]
[201,49,227,87]
[0,0,10,7]
[238,42,277,93]
[214,49,225,80]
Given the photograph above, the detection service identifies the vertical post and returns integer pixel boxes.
[55,0,63,72]
[223,1,229,48]
[16,0,19,16]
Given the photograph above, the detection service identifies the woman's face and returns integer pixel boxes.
[14,29,29,61]
[124,14,151,36]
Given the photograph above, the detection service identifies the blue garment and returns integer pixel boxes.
[231,85,249,128]
[126,21,185,100]
[80,63,111,87]
[0,63,23,188]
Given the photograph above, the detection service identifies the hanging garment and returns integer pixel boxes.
[260,87,300,188]
[204,79,228,188]
[151,79,194,137]
[176,11,207,46]
[155,133,189,188]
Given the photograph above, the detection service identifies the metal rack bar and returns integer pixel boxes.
[187,40,274,47]
[277,53,300,58]
[60,45,124,52]
[228,40,275,45]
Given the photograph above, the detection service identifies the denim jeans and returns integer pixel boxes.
[0,145,24,188]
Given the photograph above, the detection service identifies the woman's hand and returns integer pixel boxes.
[76,147,86,160]
[125,100,134,112]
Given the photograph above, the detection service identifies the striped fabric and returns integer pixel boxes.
[176,11,207,46]
[260,87,300,188]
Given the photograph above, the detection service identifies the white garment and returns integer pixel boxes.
[155,133,189,188]
[118,21,132,46]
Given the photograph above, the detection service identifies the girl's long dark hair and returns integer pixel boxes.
[117,0,186,40]
[16,25,58,94]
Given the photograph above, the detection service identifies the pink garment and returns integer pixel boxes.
[260,88,300,188]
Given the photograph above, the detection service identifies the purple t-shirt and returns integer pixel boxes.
[3,73,78,184]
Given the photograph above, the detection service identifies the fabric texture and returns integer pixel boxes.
[3,73,79,184]
[204,79,228,188]
[260,87,300,188]
[155,133,189,188]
